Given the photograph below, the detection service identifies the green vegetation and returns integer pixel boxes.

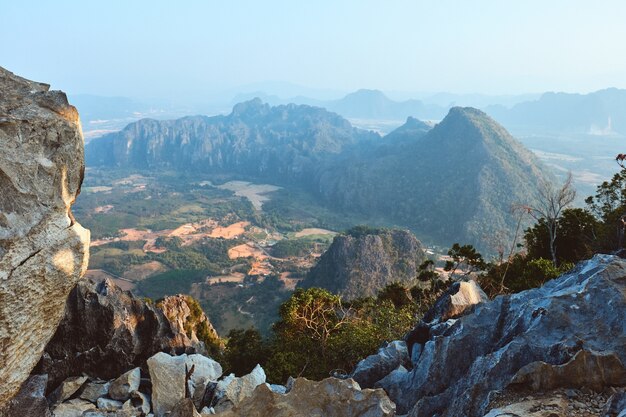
[138,270,209,300]
[222,283,446,383]
[183,296,223,358]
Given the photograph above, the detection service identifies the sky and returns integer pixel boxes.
[2,0,626,100]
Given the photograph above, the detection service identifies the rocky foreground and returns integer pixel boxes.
[0,67,90,407]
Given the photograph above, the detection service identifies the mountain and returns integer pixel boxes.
[315,107,552,249]
[86,98,379,186]
[300,227,427,299]
[486,88,626,135]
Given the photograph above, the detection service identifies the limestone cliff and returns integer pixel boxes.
[0,67,90,407]
[300,228,427,299]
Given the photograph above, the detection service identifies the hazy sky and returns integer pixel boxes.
[2,0,626,99]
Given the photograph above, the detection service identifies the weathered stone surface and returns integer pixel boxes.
[122,390,151,415]
[422,279,488,323]
[148,352,187,417]
[603,391,626,417]
[49,376,88,404]
[36,278,214,389]
[511,349,626,392]
[79,381,111,403]
[483,397,570,417]
[351,340,411,388]
[213,377,395,417]
[388,255,626,416]
[96,397,123,411]
[212,365,266,413]
[0,374,51,417]
[51,398,96,417]
[159,295,220,352]
[109,367,141,401]
[0,67,90,408]
[170,398,201,417]
[185,354,223,410]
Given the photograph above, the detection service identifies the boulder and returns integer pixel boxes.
[212,377,395,417]
[147,353,188,417]
[49,376,88,404]
[385,255,626,416]
[109,367,141,401]
[0,67,90,408]
[96,397,123,411]
[185,354,223,409]
[422,279,488,323]
[0,374,51,417]
[122,390,151,415]
[35,278,217,389]
[79,381,111,403]
[350,340,411,388]
[212,365,266,413]
[51,399,96,417]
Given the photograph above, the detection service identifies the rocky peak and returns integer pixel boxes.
[35,278,219,390]
[0,67,90,408]
[300,228,427,299]
[230,98,271,119]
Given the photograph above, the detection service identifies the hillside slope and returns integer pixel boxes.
[316,107,552,249]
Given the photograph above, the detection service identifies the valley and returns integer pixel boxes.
[75,168,342,334]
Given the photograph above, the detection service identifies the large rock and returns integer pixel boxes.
[213,377,395,417]
[388,255,626,416]
[421,279,488,323]
[35,278,216,389]
[350,341,411,388]
[0,67,90,408]
[109,367,140,401]
[148,352,222,417]
[0,374,51,417]
[212,364,266,413]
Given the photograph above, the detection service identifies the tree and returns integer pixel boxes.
[524,208,597,264]
[444,243,487,277]
[526,173,576,266]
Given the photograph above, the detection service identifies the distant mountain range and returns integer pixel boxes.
[486,88,626,135]
[86,100,552,249]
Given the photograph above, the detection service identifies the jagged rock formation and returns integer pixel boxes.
[366,254,626,416]
[35,278,219,389]
[316,107,552,249]
[300,228,427,299]
[0,67,90,408]
[300,226,426,299]
[213,377,396,417]
[86,98,378,186]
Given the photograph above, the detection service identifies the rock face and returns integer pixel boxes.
[35,278,217,389]
[0,375,51,417]
[211,364,266,413]
[381,254,626,416]
[147,352,222,417]
[351,341,411,389]
[0,67,90,408]
[300,228,427,299]
[213,377,396,417]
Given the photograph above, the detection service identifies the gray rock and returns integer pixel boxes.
[109,368,141,401]
[185,354,222,410]
[50,399,96,417]
[96,397,123,411]
[0,66,89,409]
[212,365,266,413]
[147,352,187,417]
[0,374,51,417]
[122,390,151,415]
[391,255,626,416]
[79,381,111,403]
[49,376,88,404]
[351,340,411,388]
[603,391,626,417]
[212,377,395,417]
[266,384,287,394]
